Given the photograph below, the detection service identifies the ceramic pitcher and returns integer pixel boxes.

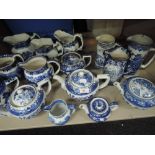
[95,34,119,68]
[126,34,155,74]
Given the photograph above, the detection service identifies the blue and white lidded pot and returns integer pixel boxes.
[0,54,24,78]
[53,69,110,101]
[48,99,76,125]
[54,30,83,53]
[60,52,92,74]
[6,79,51,119]
[114,76,155,109]
[18,56,60,84]
[79,97,118,122]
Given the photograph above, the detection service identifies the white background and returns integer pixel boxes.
[0,0,155,154]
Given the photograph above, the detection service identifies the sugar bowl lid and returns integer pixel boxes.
[68,69,95,88]
[89,97,109,116]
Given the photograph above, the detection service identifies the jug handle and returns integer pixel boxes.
[4,76,19,89]
[83,55,92,68]
[30,33,40,39]
[96,74,110,90]
[141,48,155,69]
[13,54,24,62]
[48,60,60,75]
[74,34,83,51]
[37,79,52,96]
[53,41,64,56]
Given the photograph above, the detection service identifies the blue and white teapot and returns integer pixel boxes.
[53,69,110,101]
[60,52,92,74]
[79,97,118,122]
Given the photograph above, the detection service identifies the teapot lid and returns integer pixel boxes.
[89,97,109,116]
[62,52,81,66]
[68,69,94,88]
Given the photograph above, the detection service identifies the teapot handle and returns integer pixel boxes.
[4,76,19,90]
[141,48,155,69]
[47,60,60,75]
[37,79,52,96]
[74,34,83,51]
[83,55,92,68]
[96,74,110,90]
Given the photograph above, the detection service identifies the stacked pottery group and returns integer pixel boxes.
[0,30,155,125]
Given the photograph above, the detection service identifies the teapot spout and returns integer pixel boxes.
[113,82,124,95]
[79,104,89,114]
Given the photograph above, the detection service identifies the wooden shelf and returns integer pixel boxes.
[0,60,155,131]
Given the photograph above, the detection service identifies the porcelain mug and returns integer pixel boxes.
[48,99,76,125]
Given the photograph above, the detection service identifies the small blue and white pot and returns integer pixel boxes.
[53,69,110,101]
[48,99,76,125]
[126,34,155,74]
[3,33,40,60]
[79,97,118,122]
[6,80,51,119]
[95,34,119,68]
[54,30,83,53]
[0,77,19,115]
[114,76,155,109]
[18,56,60,84]
[102,46,129,83]
[60,52,92,74]
[0,54,24,78]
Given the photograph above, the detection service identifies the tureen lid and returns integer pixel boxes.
[68,69,95,88]
[89,97,109,116]
[61,52,81,66]
[10,85,37,107]
[124,77,155,100]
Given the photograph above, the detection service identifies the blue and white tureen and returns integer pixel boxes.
[114,76,155,109]
[79,97,118,122]
[6,80,51,119]
[53,69,110,101]
[60,52,92,74]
